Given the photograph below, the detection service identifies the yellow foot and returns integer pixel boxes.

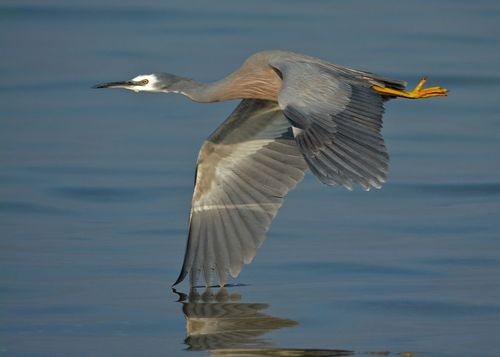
[372,77,448,99]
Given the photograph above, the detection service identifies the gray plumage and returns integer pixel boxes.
[175,99,307,286]
[94,50,447,288]
[271,58,392,190]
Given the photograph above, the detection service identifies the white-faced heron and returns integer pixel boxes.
[95,50,448,287]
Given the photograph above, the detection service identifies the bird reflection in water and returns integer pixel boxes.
[173,287,355,356]
[174,288,419,356]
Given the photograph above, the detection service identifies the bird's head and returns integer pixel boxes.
[94,73,192,93]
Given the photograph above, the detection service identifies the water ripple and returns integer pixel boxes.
[0,201,69,216]
[410,183,500,196]
[353,299,500,317]
[274,261,434,277]
[50,186,161,203]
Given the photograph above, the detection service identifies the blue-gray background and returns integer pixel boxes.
[1,1,499,356]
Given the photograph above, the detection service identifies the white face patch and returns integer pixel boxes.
[125,73,188,96]
[129,74,159,92]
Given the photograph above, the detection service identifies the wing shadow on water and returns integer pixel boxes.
[173,287,355,356]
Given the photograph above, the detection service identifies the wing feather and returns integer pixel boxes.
[270,59,394,191]
[174,99,307,287]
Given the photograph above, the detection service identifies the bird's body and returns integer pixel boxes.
[95,50,448,287]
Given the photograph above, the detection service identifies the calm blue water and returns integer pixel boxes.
[1,1,500,356]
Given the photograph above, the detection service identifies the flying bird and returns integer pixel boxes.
[95,50,448,287]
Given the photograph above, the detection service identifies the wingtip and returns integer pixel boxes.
[172,269,188,287]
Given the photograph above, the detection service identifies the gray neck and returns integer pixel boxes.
[166,78,230,103]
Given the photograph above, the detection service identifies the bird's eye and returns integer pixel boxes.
[141,79,149,85]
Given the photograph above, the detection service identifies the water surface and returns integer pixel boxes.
[1,1,500,356]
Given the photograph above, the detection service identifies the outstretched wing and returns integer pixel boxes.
[174,99,307,287]
[270,59,395,191]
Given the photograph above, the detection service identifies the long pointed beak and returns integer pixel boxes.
[93,80,135,89]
